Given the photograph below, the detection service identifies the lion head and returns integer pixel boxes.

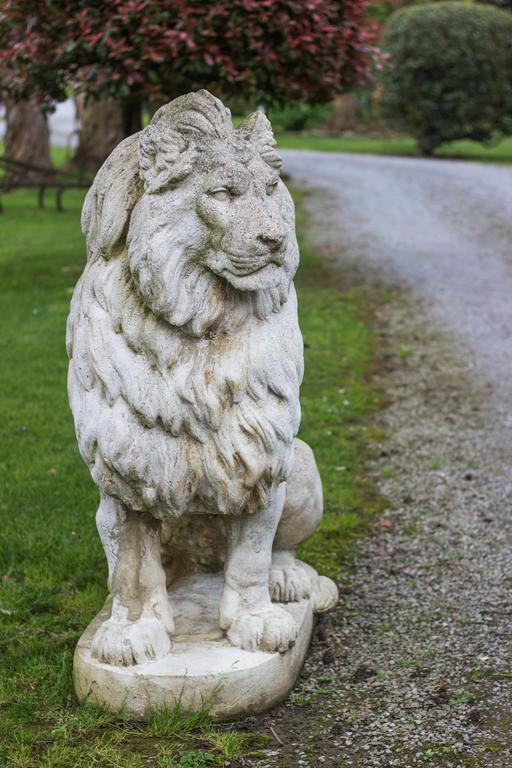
[81,90,299,337]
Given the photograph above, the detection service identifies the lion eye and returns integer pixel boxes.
[266,179,279,196]
[210,187,232,202]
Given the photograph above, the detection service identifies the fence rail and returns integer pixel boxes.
[0,156,92,212]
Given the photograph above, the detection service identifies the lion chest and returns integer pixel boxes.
[69,292,302,516]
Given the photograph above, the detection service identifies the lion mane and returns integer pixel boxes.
[67,91,303,519]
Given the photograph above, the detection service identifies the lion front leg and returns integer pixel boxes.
[219,483,298,654]
[91,494,174,666]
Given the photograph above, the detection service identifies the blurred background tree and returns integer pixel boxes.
[2,99,52,183]
[380,1,512,155]
[0,0,378,171]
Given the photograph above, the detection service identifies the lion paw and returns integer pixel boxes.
[227,605,298,654]
[311,575,339,613]
[270,564,312,603]
[91,617,171,666]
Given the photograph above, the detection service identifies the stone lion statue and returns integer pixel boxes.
[67,90,337,668]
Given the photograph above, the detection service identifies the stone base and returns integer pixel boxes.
[74,571,317,719]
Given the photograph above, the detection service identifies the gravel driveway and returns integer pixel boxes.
[282,150,512,403]
[235,153,512,768]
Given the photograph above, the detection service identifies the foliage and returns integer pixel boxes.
[377,0,512,10]
[0,0,378,109]
[370,0,410,23]
[411,0,512,8]
[0,184,381,766]
[380,2,512,155]
[266,101,333,132]
[476,0,512,8]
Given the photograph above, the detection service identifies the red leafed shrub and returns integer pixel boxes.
[0,0,378,106]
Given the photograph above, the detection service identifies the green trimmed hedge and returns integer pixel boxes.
[381,2,512,155]
[266,102,333,132]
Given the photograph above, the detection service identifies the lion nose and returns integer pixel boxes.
[258,232,285,251]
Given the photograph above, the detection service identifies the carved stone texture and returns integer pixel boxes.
[68,90,338,718]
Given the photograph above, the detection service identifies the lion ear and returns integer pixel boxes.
[138,123,197,193]
[81,133,142,261]
[238,111,282,171]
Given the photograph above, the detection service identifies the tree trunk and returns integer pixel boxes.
[146,99,166,120]
[68,95,125,173]
[417,138,435,157]
[4,99,52,184]
[69,94,143,173]
[327,93,359,132]
[122,95,143,137]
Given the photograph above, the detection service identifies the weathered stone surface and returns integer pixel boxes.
[68,90,337,718]
[74,568,325,718]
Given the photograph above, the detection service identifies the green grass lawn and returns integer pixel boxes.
[276,133,512,164]
[0,189,382,767]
